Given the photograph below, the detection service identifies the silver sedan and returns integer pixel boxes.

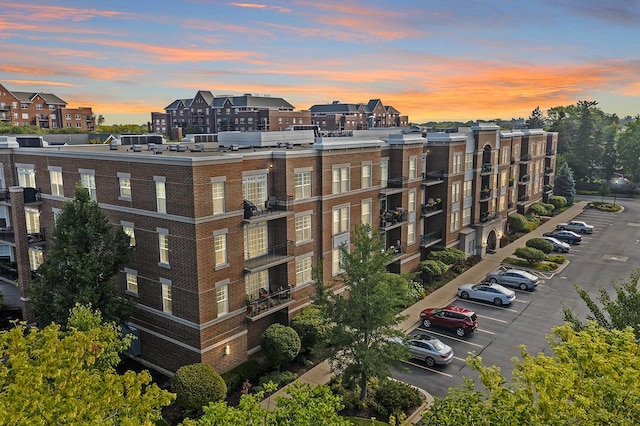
[458,282,516,306]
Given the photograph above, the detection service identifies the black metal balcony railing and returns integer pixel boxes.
[546,150,555,157]
[380,208,407,228]
[420,230,443,248]
[521,154,531,162]
[386,177,408,189]
[480,212,496,223]
[0,187,42,204]
[246,286,292,318]
[244,240,293,271]
[510,157,516,165]
[518,195,530,202]
[480,189,491,201]
[519,175,530,184]
[481,164,492,174]
[422,171,445,184]
[0,262,18,281]
[388,242,407,255]
[28,229,46,244]
[243,196,292,220]
[545,168,553,175]
[0,228,14,243]
[420,203,443,216]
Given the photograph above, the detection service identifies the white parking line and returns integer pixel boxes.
[456,298,519,313]
[475,314,507,323]
[415,327,484,348]
[513,299,529,304]
[476,328,495,335]
[453,356,467,362]
[400,359,453,377]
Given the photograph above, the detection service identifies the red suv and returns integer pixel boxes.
[419,305,478,337]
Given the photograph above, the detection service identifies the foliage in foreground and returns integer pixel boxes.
[181,381,351,426]
[423,323,640,425]
[0,304,174,424]
[172,363,227,411]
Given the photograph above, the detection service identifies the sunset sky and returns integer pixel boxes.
[1,0,639,125]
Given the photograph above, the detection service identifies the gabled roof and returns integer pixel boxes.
[366,99,382,112]
[165,98,192,111]
[195,90,214,105]
[386,105,400,115]
[212,94,294,110]
[310,102,362,114]
[11,91,66,105]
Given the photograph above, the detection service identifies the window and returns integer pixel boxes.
[246,270,268,300]
[25,207,40,234]
[332,206,349,235]
[453,153,462,173]
[295,214,312,244]
[49,167,63,196]
[118,173,131,199]
[465,153,474,171]
[463,180,472,198]
[451,182,460,203]
[502,147,510,164]
[52,207,61,223]
[499,195,506,211]
[79,170,96,201]
[36,104,42,110]
[500,171,508,189]
[154,177,166,213]
[211,180,225,214]
[244,223,267,260]
[125,269,138,295]
[64,113,71,119]
[361,200,371,227]
[161,280,172,314]
[22,113,29,120]
[75,114,81,120]
[17,165,35,188]
[214,232,227,267]
[332,166,349,194]
[409,157,417,179]
[380,160,388,188]
[294,171,311,199]
[462,207,472,226]
[243,174,268,206]
[121,222,136,247]
[28,247,43,271]
[407,222,416,245]
[408,190,416,213]
[216,282,229,317]
[450,211,460,232]
[296,255,313,285]
[361,163,371,188]
[158,228,169,266]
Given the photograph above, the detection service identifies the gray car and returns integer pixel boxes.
[486,268,540,291]
[406,334,454,367]
[541,236,570,253]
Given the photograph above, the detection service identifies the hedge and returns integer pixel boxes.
[171,363,227,411]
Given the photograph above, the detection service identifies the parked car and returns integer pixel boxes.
[541,236,571,253]
[420,305,478,337]
[458,282,516,306]
[543,230,582,244]
[556,220,594,234]
[486,268,540,291]
[404,334,454,367]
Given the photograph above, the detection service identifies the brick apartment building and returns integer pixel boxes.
[310,99,409,132]
[0,83,95,131]
[0,124,556,375]
[151,91,311,138]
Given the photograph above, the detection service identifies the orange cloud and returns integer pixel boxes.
[3,79,79,88]
[231,2,291,12]
[0,2,132,21]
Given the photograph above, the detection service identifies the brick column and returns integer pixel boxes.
[9,186,35,323]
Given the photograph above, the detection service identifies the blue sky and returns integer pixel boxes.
[1,0,638,124]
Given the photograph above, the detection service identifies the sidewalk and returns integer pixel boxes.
[261,201,587,413]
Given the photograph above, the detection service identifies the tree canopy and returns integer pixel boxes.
[526,106,545,129]
[553,162,576,205]
[30,185,133,326]
[616,116,640,183]
[423,323,640,425]
[313,224,409,399]
[0,304,174,424]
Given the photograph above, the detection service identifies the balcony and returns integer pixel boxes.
[545,168,553,176]
[0,187,42,204]
[510,157,516,165]
[479,189,492,202]
[420,230,443,248]
[0,261,18,282]
[518,175,530,185]
[480,164,492,175]
[520,154,531,162]
[246,286,294,320]
[518,195,530,202]
[244,240,293,273]
[508,179,515,188]
[381,177,408,195]
[546,150,555,157]
[0,103,9,111]
[422,171,445,186]
[544,184,554,193]
[0,228,14,244]
[380,208,406,230]
[480,212,497,223]
[243,196,292,222]
[28,229,46,245]
[420,202,443,218]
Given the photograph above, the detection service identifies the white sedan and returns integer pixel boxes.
[458,282,516,306]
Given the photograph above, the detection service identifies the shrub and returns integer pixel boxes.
[542,203,556,214]
[405,280,426,305]
[171,363,227,411]
[253,370,298,393]
[427,248,466,265]
[508,213,527,232]
[514,247,547,265]
[548,195,567,210]
[328,376,364,412]
[291,306,332,352]
[374,379,422,418]
[221,359,261,394]
[420,259,448,277]
[524,221,538,232]
[528,203,549,216]
[547,254,567,264]
[526,237,554,254]
[261,323,301,370]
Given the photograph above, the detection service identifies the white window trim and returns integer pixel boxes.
[295,253,314,287]
[215,279,230,318]
[124,267,138,296]
[157,227,170,268]
[160,278,172,314]
[121,220,136,247]
[48,166,64,198]
[213,228,229,270]
[117,172,132,201]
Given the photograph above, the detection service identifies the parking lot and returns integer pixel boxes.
[393,200,639,398]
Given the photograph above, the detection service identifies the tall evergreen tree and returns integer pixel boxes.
[313,224,409,400]
[526,106,545,129]
[616,116,640,183]
[30,185,133,326]
[553,162,576,205]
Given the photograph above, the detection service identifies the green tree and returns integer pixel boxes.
[548,195,567,210]
[313,224,409,400]
[553,162,576,205]
[507,213,527,232]
[616,116,640,183]
[0,304,174,424]
[514,247,546,265]
[182,381,351,426]
[261,323,301,370]
[525,238,553,254]
[563,270,640,339]
[291,306,333,352]
[30,185,133,326]
[423,323,640,425]
[172,363,227,412]
[526,106,545,129]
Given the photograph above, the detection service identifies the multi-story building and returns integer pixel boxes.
[309,99,409,132]
[0,83,95,131]
[0,124,556,375]
[151,91,311,138]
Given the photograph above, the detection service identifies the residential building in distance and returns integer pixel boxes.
[151,91,311,138]
[0,83,95,131]
[309,99,409,132]
[0,123,556,375]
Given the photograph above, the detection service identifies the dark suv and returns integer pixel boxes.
[419,305,479,337]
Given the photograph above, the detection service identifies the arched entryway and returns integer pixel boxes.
[487,230,497,251]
